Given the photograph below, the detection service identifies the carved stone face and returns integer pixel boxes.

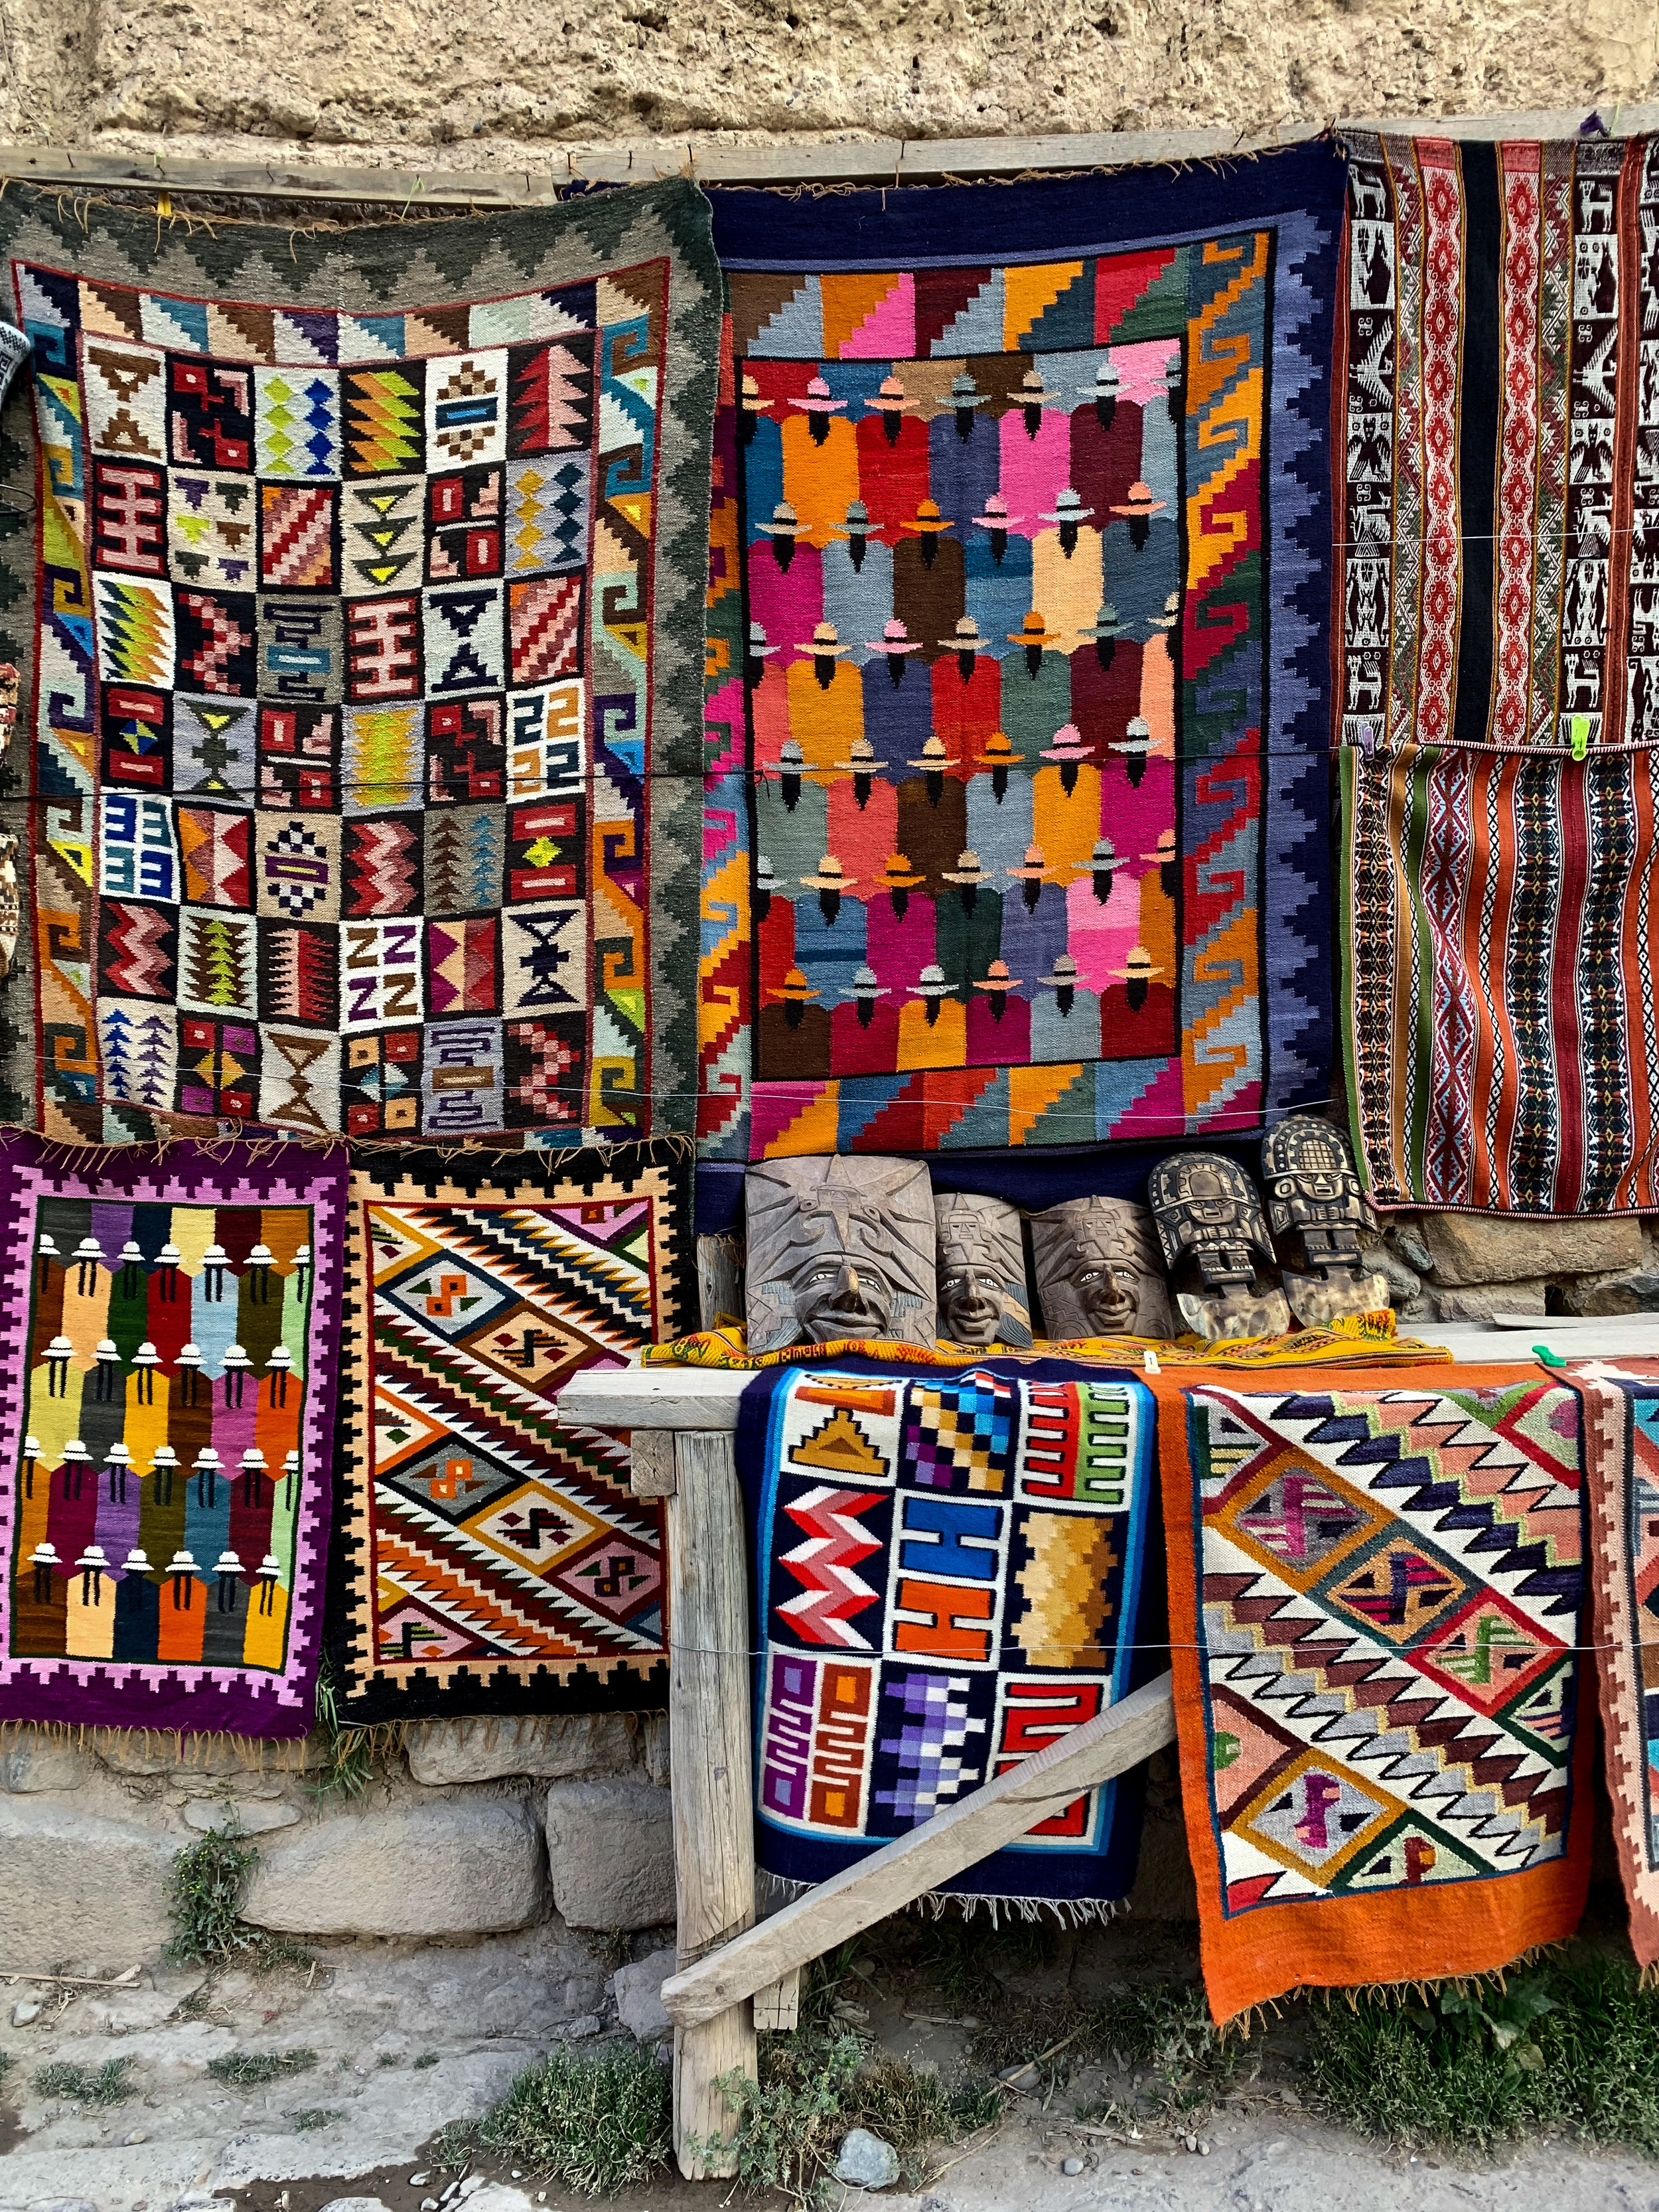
[1147,1152,1290,1341]
[1030,1197,1173,1341]
[745,1157,938,1355]
[934,1192,1031,1348]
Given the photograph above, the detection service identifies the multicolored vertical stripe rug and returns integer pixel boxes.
[1160,1368,1593,2020]
[737,1361,1158,1912]
[697,145,1345,1160]
[328,1145,691,1720]
[1338,132,1659,1213]
[0,1134,347,1734]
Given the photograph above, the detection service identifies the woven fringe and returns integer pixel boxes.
[0,1718,315,1768]
[1218,1942,1569,2032]
[757,1867,1124,1931]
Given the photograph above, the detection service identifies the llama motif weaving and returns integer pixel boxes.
[736,1362,1156,1910]
[0,181,717,1143]
[0,1134,346,1733]
[698,147,1345,1159]
[1338,132,1659,1211]
[330,1148,691,1721]
[1161,1372,1593,2020]
[1579,1364,1659,1967]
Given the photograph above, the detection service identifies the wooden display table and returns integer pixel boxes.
[559,1319,1659,2177]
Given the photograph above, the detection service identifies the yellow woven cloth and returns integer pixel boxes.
[642,1309,1451,1372]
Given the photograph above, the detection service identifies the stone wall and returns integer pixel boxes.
[0,0,1653,176]
[1364,1211,1659,1323]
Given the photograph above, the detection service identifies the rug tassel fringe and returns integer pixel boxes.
[757,1869,1124,1930]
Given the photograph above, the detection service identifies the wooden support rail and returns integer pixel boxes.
[558,1323,1659,2177]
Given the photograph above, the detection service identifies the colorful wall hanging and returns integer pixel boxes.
[737,1361,1158,1912]
[328,1146,691,1721]
[0,180,718,1145]
[1580,1363,1659,1967]
[696,145,1346,1161]
[0,1133,347,1734]
[1161,1370,1593,2021]
[1338,133,1659,1212]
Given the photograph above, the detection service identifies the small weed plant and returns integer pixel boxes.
[166,1823,259,1964]
[35,2059,135,2108]
[311,1659,399,1799]
[206,2049,318,2087]
[412,2050,440,2069]
[287,2106,344,2132]
[1307,1954,1659,2155]
[435,2046,671,2195]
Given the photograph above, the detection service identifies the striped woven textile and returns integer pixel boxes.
[1338,131,1659,1213]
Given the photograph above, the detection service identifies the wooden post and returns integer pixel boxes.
[666,1430,756,2179]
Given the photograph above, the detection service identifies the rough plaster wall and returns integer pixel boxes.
[0,0,1654,169]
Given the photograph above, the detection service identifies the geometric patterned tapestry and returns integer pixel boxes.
[1581,1364,1659,1968]
[328,1147,691,1720]
[0,180,717,1144]
[1163,1374,1593,2022]
[736,1360,1156,1910]
[1338,133,1659,1212]
[0,1132,348,1735]
[698,145,1346,1159]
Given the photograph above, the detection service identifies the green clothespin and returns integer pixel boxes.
[1570,714,1590,763]
[1533,1343,1567,1368]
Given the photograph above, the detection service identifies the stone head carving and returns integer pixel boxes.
[934,1191,1032,1348]
[745,1157,937,1355]
[0,834,19,982]
[1147,1151,1291,1342]
[1030,1196,1173,1341]
[1260,1116,1390,1325]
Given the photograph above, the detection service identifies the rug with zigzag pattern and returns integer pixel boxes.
[328,1147,691,1720]
[1160,1368,1596,2022]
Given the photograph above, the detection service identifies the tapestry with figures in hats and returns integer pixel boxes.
[695,147,1346,1160]
[0,1133,348,1735]
[0,181,717,1146]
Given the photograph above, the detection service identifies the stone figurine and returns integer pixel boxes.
[1147,1152,1292,1342]
[1261,1116,1391,1326]
[1030,1196,1174,1340]
[934,1191,1033,1348]
[0,835,19,981]
[745,1157,938,1355]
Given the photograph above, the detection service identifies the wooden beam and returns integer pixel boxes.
[752,1969,801,2031]
[561,1365,749,1432]
[3,108,1657,210]
[628,1430,676,1499]
[661,1672,1177,2031]
[666,1430,757,2179]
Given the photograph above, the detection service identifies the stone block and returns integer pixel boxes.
[641,1713,670,1789]
[1360,1245,1421,1305]
[612,1943,676,2040]
[1433,1279,1547,1321]
[182,1797,299,1834]
[3,1736,90,1792]
[404,1714,638,1787]
[0,1799,175,1969]
[543,1778,674,1931]
[1420,1213,1641,1288]
[242,1800,544,1937]
[1561,1268,1659,1317]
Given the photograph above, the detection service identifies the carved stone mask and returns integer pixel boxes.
[1029,1197,1173,1341]
[1261,1115,1376,1277]
[1147,1151,1291,1341]
[745,1157,938,1355]
[934,1191,1032,1348]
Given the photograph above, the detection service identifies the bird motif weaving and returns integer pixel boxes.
[737,1361,1157,1912]
[0,1134,347,1734]
[328,1147,691,1721]
[0,181,717,1144]
[697,148,1346,1160]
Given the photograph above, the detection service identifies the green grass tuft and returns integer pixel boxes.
[447,2046,672,2195]
[310,1659,399,1799]
[413,2051,440,2069]
[1306,1953,1659,2155]
[287,2106,344,2132]
[206,2049,319,2087]
[35,2059,135,2108]
[166,1824,259,1965]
